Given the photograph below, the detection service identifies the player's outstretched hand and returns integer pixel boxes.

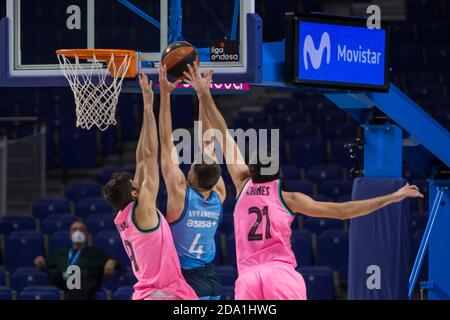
[138,74,154,107]
[159,65,181,95]
[393,183,424,202]
[183,62,213,95]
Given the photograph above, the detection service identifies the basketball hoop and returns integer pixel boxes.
[56,49,137,131]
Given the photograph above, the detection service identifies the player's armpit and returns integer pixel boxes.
[134,183,159,231]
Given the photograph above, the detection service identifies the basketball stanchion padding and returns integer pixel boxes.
[56,49,137,131]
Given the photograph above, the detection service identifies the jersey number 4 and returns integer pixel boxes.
[248,206,272,241]
[189,233,204,258]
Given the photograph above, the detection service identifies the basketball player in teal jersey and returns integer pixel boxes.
[158,65,226,300]
[184,63,424,300]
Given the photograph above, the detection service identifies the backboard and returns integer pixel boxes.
[1,0,261,87]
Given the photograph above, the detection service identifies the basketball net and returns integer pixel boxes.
[56,51,133,131]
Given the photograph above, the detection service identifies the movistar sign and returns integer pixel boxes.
[299,21,387,87]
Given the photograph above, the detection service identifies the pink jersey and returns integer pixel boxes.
[114,202,198,300]
[234,179,297,274]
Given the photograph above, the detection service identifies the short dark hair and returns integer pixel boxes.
[248,148,280,183]
[192,157,222,190]
[103,172,134,211]
[70,218,88,232]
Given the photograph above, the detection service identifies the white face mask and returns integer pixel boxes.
[71,230,86,244]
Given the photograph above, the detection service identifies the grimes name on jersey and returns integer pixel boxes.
[246,185,271,196]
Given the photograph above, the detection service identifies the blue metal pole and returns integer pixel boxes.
[117,0,161,29]
[408,188,444,299]
[169,0,183,43]
[230,0,240,40]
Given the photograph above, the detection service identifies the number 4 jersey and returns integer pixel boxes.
[234,179,297,274]
[114,202,198,300]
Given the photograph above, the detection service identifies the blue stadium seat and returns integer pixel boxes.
[0,286,13,300]
[99,166,135,185]
[234,112,267,129]
[322,123,356,140]
[112,286,133,300]
[283,123,317,140]
[307,165,343,185]
[283,179,313,196]
[59,129,97,169]
[66,182,103,204]
[221,286,235,300]
[298,266,335,300]
[19,286,60,300]
[225,235,237,267]
[86,214,115,235]
[303,217,343,236]
[101,271,118,292]
[265,98,298,115]
[75,198,112,219]
[319,180,353,201]
[93,231,129,267]
[291,138,326,169]
[280,165,300,180]
[95,290,108,300]
[41,214,76,235]
[216,265,238,286]
[5,231,44,271]
[48,231,71,255]
[117,102,139,142]
[100,127,118,156]
[0,268,4,286]
[117,271,137,288]
[317,230,349,279]
[302,95,335,114]
[273,111,306,127]
[32,198,71,219]
[291,229,312,267]
[0,216,36,236]
[330,139,360,169]
[311,109,347,126]
[11,268,48,292]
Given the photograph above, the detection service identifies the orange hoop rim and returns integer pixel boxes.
[56,49,136,61]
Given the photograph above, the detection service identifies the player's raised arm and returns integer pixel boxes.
[184,63,250,195]
[133,75,159,230]
[198,101,226,203]
[158,66,188,221]
[282,183,423,220]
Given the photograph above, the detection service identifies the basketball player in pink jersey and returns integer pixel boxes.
[103,74,197,300]
[184,63,424,300]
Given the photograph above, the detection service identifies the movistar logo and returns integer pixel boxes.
[303,32,331,70]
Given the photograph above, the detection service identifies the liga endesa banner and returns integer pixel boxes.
[154,83,251,91]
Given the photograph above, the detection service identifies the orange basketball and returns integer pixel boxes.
[161,41,199,80]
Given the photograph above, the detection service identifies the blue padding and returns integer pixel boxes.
[348,178,411,300]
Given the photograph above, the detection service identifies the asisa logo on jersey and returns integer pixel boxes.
[187,220,217,228]
[303,32,331,70]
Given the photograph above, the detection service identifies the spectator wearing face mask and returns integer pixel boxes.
[34,219,118,300]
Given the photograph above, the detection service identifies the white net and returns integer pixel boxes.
[57,52,132,131]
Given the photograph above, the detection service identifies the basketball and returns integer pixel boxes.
[161,41,199,80]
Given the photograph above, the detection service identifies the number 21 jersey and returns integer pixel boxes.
[233,179,297,274]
